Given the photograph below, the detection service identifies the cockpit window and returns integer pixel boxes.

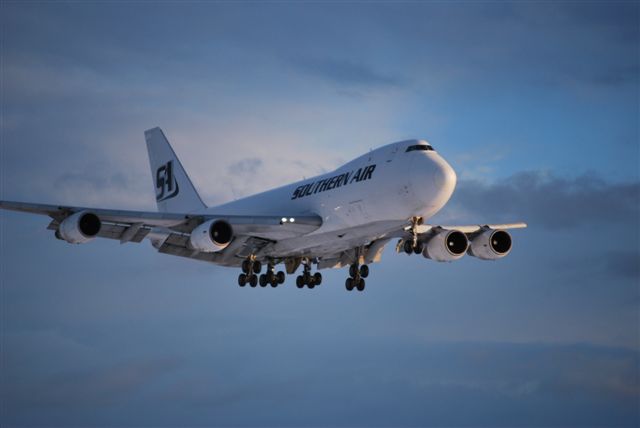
[406,144,434,152]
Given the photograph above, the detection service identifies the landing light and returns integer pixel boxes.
[290,218,295,223]
[281,217,287,223]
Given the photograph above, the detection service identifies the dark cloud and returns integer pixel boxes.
[227,158,263,176]
[451,171,640,229]
[3,339,637,426]
[4,357,182,409]
[603,251,640,281]
[289,57,404,88]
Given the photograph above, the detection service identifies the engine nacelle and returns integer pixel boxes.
[56,211,102,244]
[422,229,469,262]
[468,229,512,260]
[189,219,233,252]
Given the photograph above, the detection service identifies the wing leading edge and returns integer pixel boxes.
[0,200,322,249]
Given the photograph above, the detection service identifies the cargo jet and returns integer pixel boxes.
[0,128,526,292]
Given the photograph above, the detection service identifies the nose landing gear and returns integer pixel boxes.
[402,216,424,255]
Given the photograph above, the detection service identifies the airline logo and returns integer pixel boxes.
[156,161,179,201]
[291,164,376,200]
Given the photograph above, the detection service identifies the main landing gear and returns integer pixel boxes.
[345,263,368,292]
[238,258,285,288]
[296,261,322,289]
[259,264,285,288]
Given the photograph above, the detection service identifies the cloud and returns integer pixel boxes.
[289,57,404,89]
[4,354,182,409]
[446,171,640,229]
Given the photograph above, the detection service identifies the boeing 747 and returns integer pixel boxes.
[0,128,526,291]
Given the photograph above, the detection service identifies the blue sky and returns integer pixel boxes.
[1,2,639,426]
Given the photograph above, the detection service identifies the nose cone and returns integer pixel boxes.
[432,157,457,197]
[409,153,457,216]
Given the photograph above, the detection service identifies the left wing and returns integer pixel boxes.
[0,200,322,263]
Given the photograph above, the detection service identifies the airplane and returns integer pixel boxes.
[0,127,526,292]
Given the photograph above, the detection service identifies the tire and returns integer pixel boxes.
[303,272,311,285]
[253,260,262,274]
[359,265,369,278]
[241,260,252,274]
[259,274,267,287]
[313,272,322,285]
[249,275,257,287]
[345,277,354,291]
[349,264,358,278]
[270,278,278,288]
[296,276,304,288]
[404,240,414,255]
[356,278,365,291]
[238,273,247,287]
[276,271,285,284]
[414,242,423,255]
[308,280,315,289]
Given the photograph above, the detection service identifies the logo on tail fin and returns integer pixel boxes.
[156,161,179,201]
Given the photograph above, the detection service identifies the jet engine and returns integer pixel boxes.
[189,219,234,252]
[56,211,102,244]
[468,229,512,260]
[422,229,469,262]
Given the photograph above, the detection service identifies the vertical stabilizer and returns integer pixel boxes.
[144,127,207,212]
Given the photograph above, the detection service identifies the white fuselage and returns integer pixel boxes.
[201,140,457,259]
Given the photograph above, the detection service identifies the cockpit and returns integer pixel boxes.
[405,143,434,152]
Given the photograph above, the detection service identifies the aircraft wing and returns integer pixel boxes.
[415,222,527,235]
[0,200,322,247]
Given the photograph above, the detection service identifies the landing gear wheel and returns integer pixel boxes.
[252,260,262,274]
[238,273,247,287]
[249,275,258,287]
[356,278,365,291]
[302,272,311,285]
[259,274,267,287]
[359,265,369,278]
[413,242,423,255]
[313,272,322,285]
[242,259,252,274]
[308,280,315,289]
[403,240,414,255]
[276,271,285,284]
[345,277,354,291]
[296,276,304,288]
[349,264,359,278]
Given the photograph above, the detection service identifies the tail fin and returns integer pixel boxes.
[144,127,207,212]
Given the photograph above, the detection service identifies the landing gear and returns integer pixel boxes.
[238,273,247,287]
[238,256,272,288]
[403,217,424,255]
[346,262,367,292]
[259,264,286,288]
[249,274,258,287]
[295,260,322,289]
[238,258,258,286]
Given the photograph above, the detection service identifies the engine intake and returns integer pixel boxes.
[422,229,469,262]
[468,229,512,260]
[189,219,233,252]
[57,211,102,244]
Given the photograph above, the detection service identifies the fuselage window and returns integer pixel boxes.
[406,144,434,152]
